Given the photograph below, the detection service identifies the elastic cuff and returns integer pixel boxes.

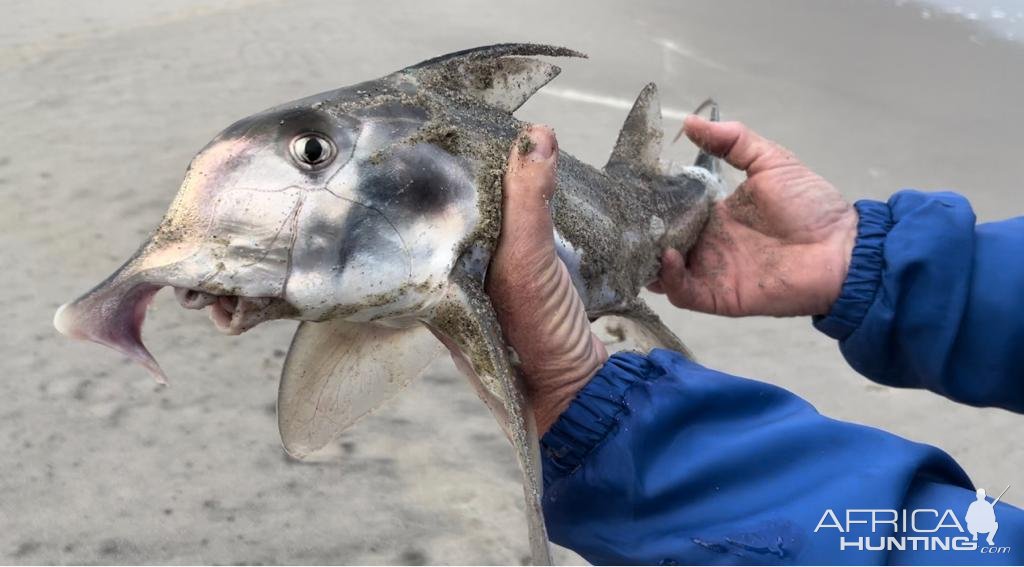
[540,351,662,485]
[813,199,893,340]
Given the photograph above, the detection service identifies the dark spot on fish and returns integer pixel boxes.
[263,401,277,417]
[341,441,356,455]
[358,144,468,216]
[331,208,378,274]
[272,349,286,358]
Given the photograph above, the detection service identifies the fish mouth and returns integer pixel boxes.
[173,287,293,336]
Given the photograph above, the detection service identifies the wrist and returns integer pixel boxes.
[825,214,859,312]
[809,206,859,316]
[518,259,609,434]
[493,255,610,435]
[814,199,892,338]
[531,335,607,434]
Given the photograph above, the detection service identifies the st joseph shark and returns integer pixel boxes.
[53,44,724,564]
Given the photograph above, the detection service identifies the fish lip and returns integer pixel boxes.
[173,286,290,336]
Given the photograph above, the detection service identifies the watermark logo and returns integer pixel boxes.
[966,487,1002,546]
[814,485,1011,555]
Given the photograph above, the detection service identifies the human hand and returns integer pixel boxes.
[649,116,858,317]
[486,126,608,435]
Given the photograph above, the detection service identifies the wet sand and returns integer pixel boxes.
[2,0,1022,563]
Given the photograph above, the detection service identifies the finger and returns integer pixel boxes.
[501,125,558,247]
[683,116,795,176]
[646,280,665,294]
[506,124,557,200]
[658,248,714,313]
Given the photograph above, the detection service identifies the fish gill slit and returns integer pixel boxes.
[281,198,304,300]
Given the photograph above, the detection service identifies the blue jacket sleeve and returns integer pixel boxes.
[814,191,1024,412]
[541,349,1024,565]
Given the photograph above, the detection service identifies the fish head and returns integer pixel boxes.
[54,44,584,382]
[53,82,484,381]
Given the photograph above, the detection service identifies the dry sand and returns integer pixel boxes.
[2,0,1022,564]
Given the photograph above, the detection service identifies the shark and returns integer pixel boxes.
[53,44,724,564]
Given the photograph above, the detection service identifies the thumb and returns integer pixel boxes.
[500,125,558,253]
[683,116,794,176]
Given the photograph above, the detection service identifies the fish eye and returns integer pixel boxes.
[289,133,336,169]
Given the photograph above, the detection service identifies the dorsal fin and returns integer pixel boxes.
[402,43,586,112]
[605,82,663,176]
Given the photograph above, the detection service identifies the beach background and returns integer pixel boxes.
[2,0,1022,563]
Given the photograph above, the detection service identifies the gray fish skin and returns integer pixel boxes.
[53,44,723,564]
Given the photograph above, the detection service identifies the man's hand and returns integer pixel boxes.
[649,116,858,317]
[487,126,608,435]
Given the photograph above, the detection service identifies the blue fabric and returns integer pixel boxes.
[541,192,1024,564]
[812,200,892,339]
[816,191,1024,411]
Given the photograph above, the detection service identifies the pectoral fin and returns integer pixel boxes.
[426,279,552,565]
[598,300,694,359]
[277,319,441,459]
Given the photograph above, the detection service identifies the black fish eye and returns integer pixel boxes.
[289,133,336,169]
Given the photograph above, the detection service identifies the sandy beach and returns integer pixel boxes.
[2,0,1022,563]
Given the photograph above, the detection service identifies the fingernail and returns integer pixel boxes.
[685,114,708,127]
[523,127,555,162]
[682,115,708,144]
